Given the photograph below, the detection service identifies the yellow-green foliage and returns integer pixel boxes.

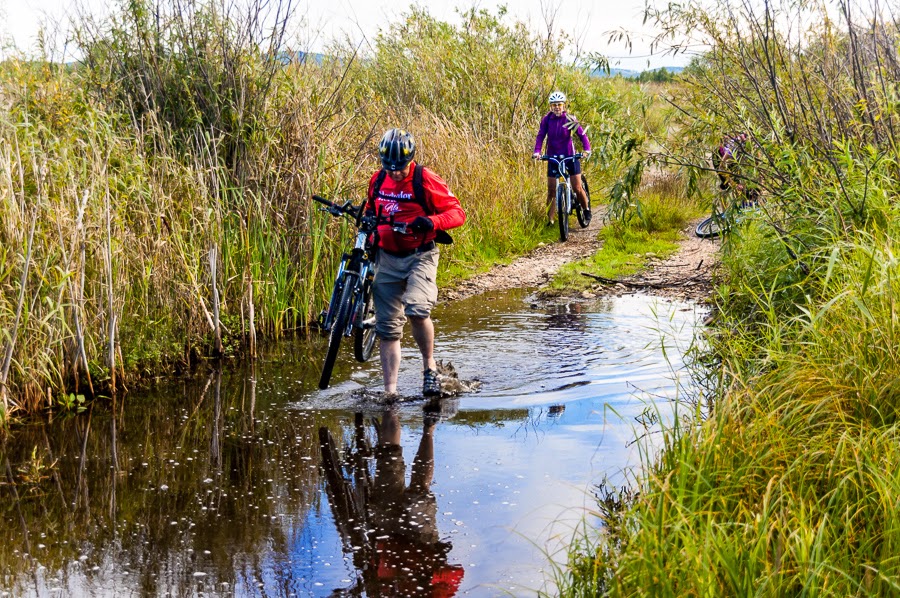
[0,2,649,415]
[556,0,900,594]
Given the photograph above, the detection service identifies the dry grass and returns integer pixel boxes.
[0,3,650,417]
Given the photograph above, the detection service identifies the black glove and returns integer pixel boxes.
[409,216,434,233]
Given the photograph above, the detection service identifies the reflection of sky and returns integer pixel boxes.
[298,292,704,594]
[2,292,703,596]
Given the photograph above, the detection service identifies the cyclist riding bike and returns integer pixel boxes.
[364,128,466,399]
[533,91,592,226]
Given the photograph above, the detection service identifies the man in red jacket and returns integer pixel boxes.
[365,128,466,398]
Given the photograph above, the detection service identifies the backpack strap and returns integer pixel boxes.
[415,165,454,244]
[371,168,389,202]
[412,163,427,212]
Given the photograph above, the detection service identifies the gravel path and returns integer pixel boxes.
[441,214,719,303]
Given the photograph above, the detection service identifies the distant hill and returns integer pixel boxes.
[591,66,684,79]
[272,51,327,65]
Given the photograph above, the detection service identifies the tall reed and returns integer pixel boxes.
[557,0,900,594]
[0,1,645,416]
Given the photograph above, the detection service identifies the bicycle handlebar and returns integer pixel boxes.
[311,195,411,234]
[312,195,360,219]
[538,153,584,163]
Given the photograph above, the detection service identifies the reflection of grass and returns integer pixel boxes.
[546,191,700,294]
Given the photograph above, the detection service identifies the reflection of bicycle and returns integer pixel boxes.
[312,195,384,389]
[539,154,590,242]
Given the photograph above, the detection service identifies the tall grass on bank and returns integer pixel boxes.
[561,229,900,596]
[557,0,900,594]
[0,1,650,417]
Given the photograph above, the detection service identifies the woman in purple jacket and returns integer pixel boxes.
[533,91,592,226]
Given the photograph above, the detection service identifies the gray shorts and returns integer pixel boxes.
[373,248,439,340]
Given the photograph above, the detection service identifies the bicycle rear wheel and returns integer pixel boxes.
[319,275,355,389]
[576,175,590,228]
[557,182,569,242]
[353,281,377,362]
[695,214,727,238]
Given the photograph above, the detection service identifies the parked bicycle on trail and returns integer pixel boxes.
[698,132,761,238]
[538,153,591,241]
[533,90,592,231]
[694,194,762,238]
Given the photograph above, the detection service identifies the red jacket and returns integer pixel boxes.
[365,162,466,253]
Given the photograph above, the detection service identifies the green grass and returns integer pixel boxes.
[556,155,900,598]
[548,225,680,294]
[545,189,701,295]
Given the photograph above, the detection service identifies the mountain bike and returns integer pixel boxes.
[695,192,761,238]
[540,153,590,242]
[312,195,381,389]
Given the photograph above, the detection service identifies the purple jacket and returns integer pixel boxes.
[534,111,591,156]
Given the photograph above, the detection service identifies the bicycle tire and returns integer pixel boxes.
[695,215,727,238]
[353,280,377,362]
[574,201,586,229]
[319,274,356,389]
[576,175,590,228]
[321,272,344,330]
[557,182,569,242]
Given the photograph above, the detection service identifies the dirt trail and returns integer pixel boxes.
[441,215,720,303]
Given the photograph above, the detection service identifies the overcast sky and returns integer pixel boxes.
[0,0,692,70]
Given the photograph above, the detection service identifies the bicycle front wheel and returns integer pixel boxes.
[353,280,377,362]
[319,275,355,389]
[557,182,569,242]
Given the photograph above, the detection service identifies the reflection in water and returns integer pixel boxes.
[0,366,334,597]
[319,408,464,596]
[543,300,590,332]
[0,291,703,596]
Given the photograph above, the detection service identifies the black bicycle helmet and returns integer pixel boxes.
[378,128,416,171]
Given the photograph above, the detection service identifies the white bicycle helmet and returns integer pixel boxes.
[548,91,567,104]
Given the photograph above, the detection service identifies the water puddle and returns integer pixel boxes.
[0,290,704,596]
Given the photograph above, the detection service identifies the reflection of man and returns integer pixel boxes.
[370,408,464,596]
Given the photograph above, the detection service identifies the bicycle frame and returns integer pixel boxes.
[541,153,583,241]
[542,154,583,205]
[312,195,384,389]
[542,154,579,184]
[315,198,376,336]
[324,233,373,335]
